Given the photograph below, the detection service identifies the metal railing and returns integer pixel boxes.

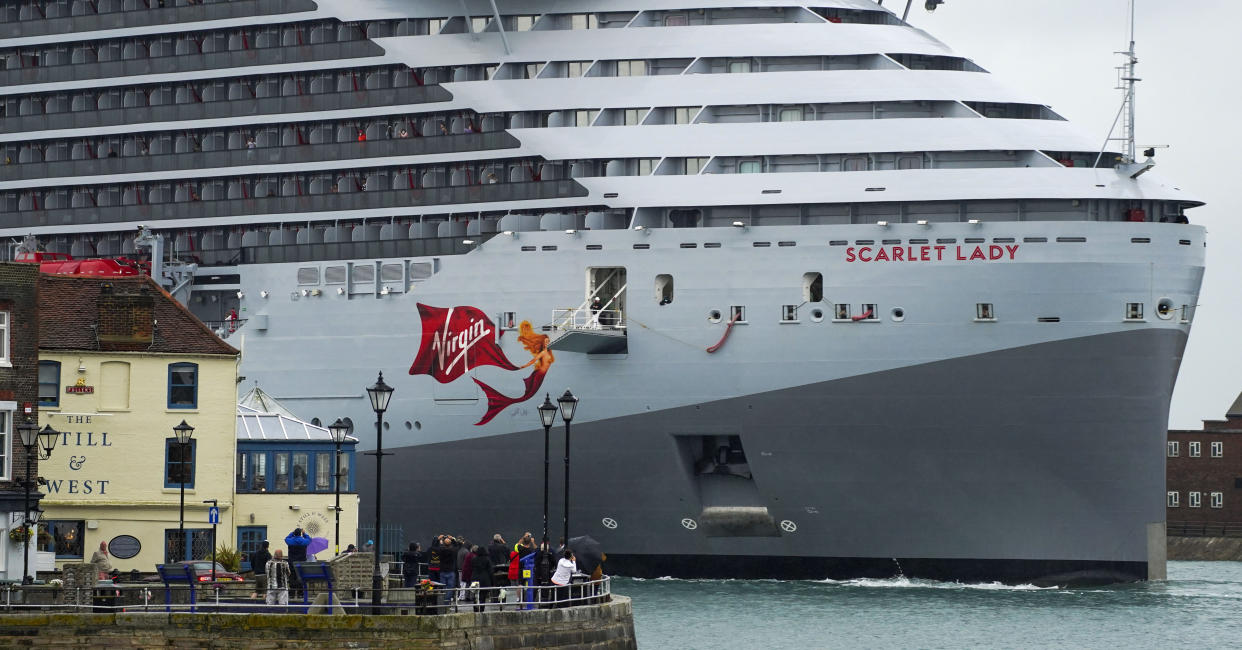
[552,308,626,331]
[1167,521,1242,538]
[0,576,611,615]
[0,0,319,40]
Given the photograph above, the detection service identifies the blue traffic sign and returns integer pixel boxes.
[208,506,220,525]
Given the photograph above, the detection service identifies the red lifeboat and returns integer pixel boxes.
[15,251,148,276]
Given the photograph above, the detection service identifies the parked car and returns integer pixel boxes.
[175,560,243,582]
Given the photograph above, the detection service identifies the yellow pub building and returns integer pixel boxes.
[35,275,358,573]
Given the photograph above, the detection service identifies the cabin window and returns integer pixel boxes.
[781,305,798,322]
[324,266,346,284]
[297,267,320,285]
[664,14,688,26]
[1167,441,1179,457]
[803,272,823,303]
[684,158,707,175]
[623,109,647,125]
[571,14,599,30]
[778,107,803,122]
[655,275,674,305]
[1211,492,1224,508]
[1125,302,1144,320]
[728,60,751,73]
[1166,491,1178,507]
[1212,441,1223,457]
[674,107,697,124]
[617,60,647,76]
[834,304,851,320]
[860,304,877,320]
[897,155,923,170]
[574,109,598,126]
[843,156,867,171]
[638,159,658,175]
[730,306,746,323]
[976,303,994,321]
[739,160,761,174]
[501,312,518,330]
[1190,441,1201,457]
[1189,491,1201,508]
[567,61,590,78]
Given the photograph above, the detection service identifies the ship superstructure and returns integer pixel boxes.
[1,0,1204,584]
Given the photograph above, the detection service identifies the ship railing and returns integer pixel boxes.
[0,575,611,615]
[551,308,625,332]
[202,319,247,340]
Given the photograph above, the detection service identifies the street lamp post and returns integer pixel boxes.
[537,395,558,544]
[365,372,394,614]
[17,420,59,585]
[172,420,195,561]
[328,419,350,557]
[556,390,578,547]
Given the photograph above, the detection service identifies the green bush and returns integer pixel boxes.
[214,545,242,572]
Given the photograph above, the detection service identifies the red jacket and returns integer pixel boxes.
[508,551,520,581]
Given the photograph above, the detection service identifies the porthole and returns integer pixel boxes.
[810,309,824,322]
[890,307,905,322]
[708,309,722,323]
[414,420,422,430]
[404,420,413,430]
[1156,297,1175,320]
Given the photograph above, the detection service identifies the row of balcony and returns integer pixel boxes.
[1,39,382,87]
[0,179,588,229]
[0,0,317,40]
[2,130,517,182]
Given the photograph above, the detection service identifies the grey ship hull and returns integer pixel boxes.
[356,327,1181,585]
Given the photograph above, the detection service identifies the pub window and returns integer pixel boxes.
[292,452,309,491]
[274,452,290,491]
[1167,441,1179,457]
[336,452,351,492]
[1189,441,1201,457]
[0,311,7,365]
[236,451,248,492]
[1166,491,1178,507]
[655,274,674,305]
[164,438,197,489]
[0,411,8,480]
[1211,441,1223,457]
[167,362,198,409]
[976,303,995,321]
[1189,491,1201,508]
[42,520,85,559]
[38,361,60,407]
[315,453,332,491]
[781,305,798,322]
[250,452,268,492]
[834,303,851,320]
[1125,302,1144,320]
[1211,492,1223,508]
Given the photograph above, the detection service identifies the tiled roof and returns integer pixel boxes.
[37,274,238,356]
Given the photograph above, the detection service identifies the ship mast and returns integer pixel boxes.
[1096,0,1140,165]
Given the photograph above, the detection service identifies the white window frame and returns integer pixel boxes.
[1125,302,1144,321]
[738,160,761,174]
[1166,491,1179,507]
[0,311,9,366]
[1211,441,1223,458]
[0,407,11,481]
[1189,491,1201,508]
[1189,441,1201,457]
[1211,492,1223,509]
[975,303,995,321]
[780,305,799,323]
[1167,441,1179,457]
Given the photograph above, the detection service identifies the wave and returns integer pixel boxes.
[815,576,1058,591]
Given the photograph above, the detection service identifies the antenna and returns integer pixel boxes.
[1094,0,1140,167]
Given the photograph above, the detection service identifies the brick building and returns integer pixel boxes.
[1167,394,1242,535]
[0,262,42,582]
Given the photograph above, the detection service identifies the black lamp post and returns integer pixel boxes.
[328,418,350,557]
[17,420,58,585]
[557,390,578,547]
[537,395,558,544]
[172,420,195,561]
[365,372,394,614]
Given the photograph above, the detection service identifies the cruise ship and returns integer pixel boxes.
[1,0,1204,584]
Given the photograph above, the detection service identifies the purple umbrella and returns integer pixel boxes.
[306,536,329,559]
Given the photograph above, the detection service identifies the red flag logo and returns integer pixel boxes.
[409,304,519,383]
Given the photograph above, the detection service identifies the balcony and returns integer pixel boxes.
[2,180,589,230]
[2,131,519,182]
[0,84,449,133]
[0,0,318,40]
[0,40,383,87]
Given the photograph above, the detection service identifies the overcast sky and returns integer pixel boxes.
[904,0,1239,428]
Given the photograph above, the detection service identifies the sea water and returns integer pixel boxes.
[620,561,1242,649]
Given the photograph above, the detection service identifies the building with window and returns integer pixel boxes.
[1167,393,1242,535]
[234,388,359,565]
[0,262,41,582]
[36,275,239,571]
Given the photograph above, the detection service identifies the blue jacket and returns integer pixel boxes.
[285,531,311,562]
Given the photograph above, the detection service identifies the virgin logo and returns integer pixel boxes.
[409,304,518,384]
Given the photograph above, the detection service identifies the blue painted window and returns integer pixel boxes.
[38,361,60,407]
[237,526,267,572]
[41,520,85,559]
[164,528,211,563]
[167,362,198,409]
[164,438,197,489]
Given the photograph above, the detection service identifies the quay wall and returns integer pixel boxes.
[1168,536,1242,561]
[0,597,637,649]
